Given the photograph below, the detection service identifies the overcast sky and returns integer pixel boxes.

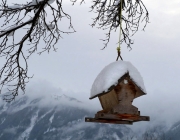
[1,0,180,131]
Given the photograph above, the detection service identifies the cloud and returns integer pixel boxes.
[4,127,17,134]
[1,0,180,135]
[8,80,99,112]
[64,118,95,133]
[128,88,180,134]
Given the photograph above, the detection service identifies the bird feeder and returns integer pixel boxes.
[85,61,150,125]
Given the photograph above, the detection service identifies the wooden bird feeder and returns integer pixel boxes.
[85,61,150,125]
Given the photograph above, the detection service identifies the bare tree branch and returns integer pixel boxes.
[0,0,75,102]
[0,0,149,102]
[90,0,149,49]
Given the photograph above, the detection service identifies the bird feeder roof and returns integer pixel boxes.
[90,61,146,99]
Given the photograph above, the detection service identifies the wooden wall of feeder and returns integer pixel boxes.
[85,61,150,125]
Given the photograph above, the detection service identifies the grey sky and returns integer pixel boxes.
[1,0,180,131]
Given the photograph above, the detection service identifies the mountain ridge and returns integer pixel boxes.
[0,93,134,140]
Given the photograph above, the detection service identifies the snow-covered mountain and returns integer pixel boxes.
[164,120,180,140]
[0,93,134,140]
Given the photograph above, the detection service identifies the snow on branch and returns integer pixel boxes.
[0,0,75,102]
[90,0,149,49]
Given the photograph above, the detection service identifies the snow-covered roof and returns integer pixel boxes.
[90,61,146,99]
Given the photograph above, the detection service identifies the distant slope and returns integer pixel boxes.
[0,94,133,140]
[164,120,180,140]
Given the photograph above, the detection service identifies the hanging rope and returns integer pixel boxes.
[116,0,123,61]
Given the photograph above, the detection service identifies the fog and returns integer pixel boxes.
[1,0,180,134]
